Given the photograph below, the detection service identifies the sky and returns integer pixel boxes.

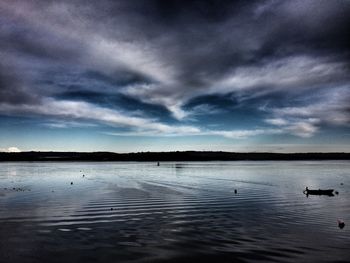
[0,0,349,153]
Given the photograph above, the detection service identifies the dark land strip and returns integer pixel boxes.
[1,151,349,162]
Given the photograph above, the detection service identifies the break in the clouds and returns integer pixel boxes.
[0,0,349,151]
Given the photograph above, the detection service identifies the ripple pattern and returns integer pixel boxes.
[1,161,350,263]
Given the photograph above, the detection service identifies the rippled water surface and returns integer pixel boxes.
[0,161,349,262]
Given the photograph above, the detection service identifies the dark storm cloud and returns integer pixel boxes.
[0,61,39,105]
[0,17,82,62]
[0,0,349,138]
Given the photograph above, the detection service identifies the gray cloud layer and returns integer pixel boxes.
[0,0,349,139]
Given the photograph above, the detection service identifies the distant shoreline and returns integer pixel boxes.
[0,151,349,162]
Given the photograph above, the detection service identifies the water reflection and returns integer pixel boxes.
[0,161,349,262]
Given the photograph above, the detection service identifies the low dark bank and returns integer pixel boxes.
[0,151,350,162]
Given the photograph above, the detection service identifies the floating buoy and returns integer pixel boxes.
[70,182,73,185]
[338,219,345,229]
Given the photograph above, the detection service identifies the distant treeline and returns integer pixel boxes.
[0,151,349,161]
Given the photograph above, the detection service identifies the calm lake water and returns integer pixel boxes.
[0,161,349,262]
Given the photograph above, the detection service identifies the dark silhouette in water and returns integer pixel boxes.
[303,187,334,197]
[338,219,345,229]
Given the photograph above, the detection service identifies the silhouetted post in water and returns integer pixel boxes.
[71,182,73,185]
[234,189,237,194]
[157,162,160,166]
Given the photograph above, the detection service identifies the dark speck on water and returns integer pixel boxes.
[0,161,349,263]
[338,219,345,229]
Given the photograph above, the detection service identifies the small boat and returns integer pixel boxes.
[303,187,334,196]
